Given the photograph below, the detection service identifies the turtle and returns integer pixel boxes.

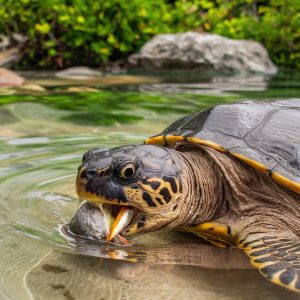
[76,99,300,293]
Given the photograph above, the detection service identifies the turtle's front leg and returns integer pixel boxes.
[238,232,300,293]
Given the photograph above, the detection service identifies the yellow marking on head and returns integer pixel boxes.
[146,177,165,185]
[271,172,300,195]
[124,186,162,208]
[139,181,161,193]
[139,184,164,206]
[144,136,165,145]
[147,177,179,196]
[124,187,142,203]
[135,177,181,206]
[187,137,227,153]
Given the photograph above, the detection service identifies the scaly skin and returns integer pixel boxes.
[172,142,300,240]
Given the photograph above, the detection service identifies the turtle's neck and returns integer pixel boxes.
[169,143,227,227]
[172,142,300,238]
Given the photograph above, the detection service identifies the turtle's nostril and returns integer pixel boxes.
[85,169,97,180]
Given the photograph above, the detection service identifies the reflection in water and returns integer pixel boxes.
[62,224,251,268]
[25,252,300,300]
[0,72,300,299]
[139,75,269,95]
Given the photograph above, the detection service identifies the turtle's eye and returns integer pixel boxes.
[119,163,136,179]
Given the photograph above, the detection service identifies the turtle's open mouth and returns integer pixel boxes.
[76,165,145,241]
[87,201,144,241]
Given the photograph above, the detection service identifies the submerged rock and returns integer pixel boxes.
[55,66,103,80]
[128,32,277,74]
[0,68,25,86]
[66,86,99,92]
[68,202,110,241]
[68,202,130,245]
[17,83,46,92]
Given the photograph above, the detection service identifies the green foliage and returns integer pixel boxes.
[0,0,173,68]
[175,0,300,69]
[0,0,299,69]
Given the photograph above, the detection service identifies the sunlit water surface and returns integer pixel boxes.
[0,71,300,299]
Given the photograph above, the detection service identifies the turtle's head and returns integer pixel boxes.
[76,145,182,237]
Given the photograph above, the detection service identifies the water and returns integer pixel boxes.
[0,71,299,299]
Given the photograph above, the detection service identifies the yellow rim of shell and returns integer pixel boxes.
[144,136,165,145]
[145,135,300,195]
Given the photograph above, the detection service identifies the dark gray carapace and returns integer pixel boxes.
[146,99,300,195]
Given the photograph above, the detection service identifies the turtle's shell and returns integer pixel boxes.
[145,99,300,195]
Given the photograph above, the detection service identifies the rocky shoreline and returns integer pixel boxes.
[0,32,278,88]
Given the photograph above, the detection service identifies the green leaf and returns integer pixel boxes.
[35,22,51,34]
[77,15,85,23]
[48,48,56,57]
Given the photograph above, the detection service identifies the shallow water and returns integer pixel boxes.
[0,71,300,299]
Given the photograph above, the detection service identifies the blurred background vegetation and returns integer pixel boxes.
[0,0,299,69]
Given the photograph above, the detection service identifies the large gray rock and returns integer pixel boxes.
[128,32,277,74]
